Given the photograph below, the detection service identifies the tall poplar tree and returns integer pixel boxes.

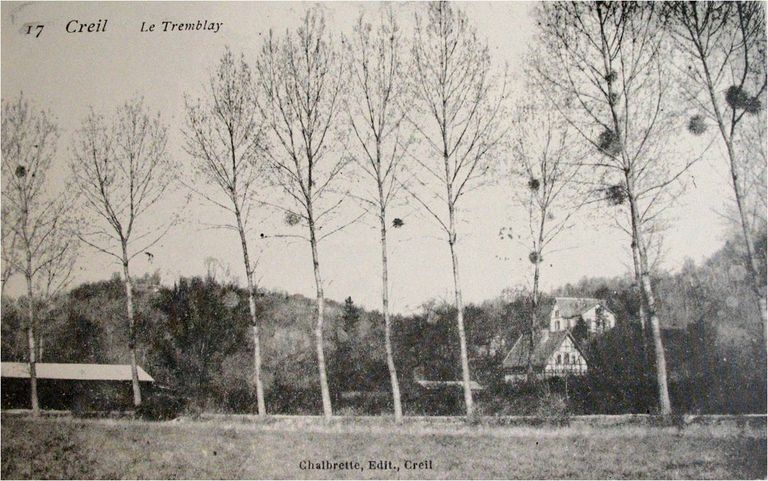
[255,9,350,419]
[71,99,176,407]
[406,2,507,417]
[346,9,409,422]
[184,48,268,415]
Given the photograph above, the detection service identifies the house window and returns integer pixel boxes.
[555,321,560,330]
[556,354,561,365]
[554,308,560,317]
[563,354,569,365]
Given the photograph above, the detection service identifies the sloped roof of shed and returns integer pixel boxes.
[1,362,154,382]
[502,331,570,369]
[415,380,484,391]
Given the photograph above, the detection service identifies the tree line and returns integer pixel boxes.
[1,234,764,416]
[1,2,765,419]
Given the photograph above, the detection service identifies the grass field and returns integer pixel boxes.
[2,415,765,479]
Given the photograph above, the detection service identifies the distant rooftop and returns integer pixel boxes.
[503,330,571,369]
[553,297,606,318]
[1,362,154,382]
[415,380,484,391]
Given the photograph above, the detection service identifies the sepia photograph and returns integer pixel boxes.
[0,1,766,479]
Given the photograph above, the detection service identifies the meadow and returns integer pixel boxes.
[1,415,765,479]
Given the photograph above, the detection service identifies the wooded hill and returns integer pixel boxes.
[2,230,764,415]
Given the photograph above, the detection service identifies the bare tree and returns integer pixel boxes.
[254,8,350,419]
[70,98,176,407]
[1,213,18,295]
[1,95,77,415]
[733,110,767,237]
[184,48,268,416]
[345,9,410,422]
[534,2,699,415]
[406,2,507,418]
[506,101,587,381]
[665,2,767,326]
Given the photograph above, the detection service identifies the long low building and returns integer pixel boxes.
[1,362,154,382]
[1,362,154,410]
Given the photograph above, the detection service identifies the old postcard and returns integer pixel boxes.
[1,1,766,479]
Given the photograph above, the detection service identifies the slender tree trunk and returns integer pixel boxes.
[25,269,39,416]
[447,202,474,418]
[121,244,141,407]
[600,31,671,413]
[527,213,547,383]
[308,214,332,419]
[724,138,767,327]
[527,255,541,383]
[234,210,266,416]
[630,245,650,366]
[699,54,767,329]
[631,240,655,406]
[628,196,671,415]
[378,204,402,421]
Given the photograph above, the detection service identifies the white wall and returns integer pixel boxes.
[581,305,616,333]
[544,336,587,375]
[549,301,616,333]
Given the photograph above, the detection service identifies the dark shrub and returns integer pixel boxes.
[136,389,185,421]
[406,385,464,416]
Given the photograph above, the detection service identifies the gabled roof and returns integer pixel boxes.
[502,330,571,369]
[553,297,607,318]
[1,362,154,382]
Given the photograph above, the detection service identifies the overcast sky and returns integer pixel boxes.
[2,1,734,314]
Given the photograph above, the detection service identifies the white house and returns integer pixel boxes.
[549,297,616,334]
[502,330,588,382]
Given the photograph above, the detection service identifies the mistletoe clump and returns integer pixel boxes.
[527,177,541,191]
[688,114,707,135]
[15,165,27,178]
[605,184,626,206]
[529,251,542,264]
[392,218,404,228]
[597,129,622,157]
[284,211,301,226]
[726,86,762,114]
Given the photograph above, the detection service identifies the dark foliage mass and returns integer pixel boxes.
[1,231,765,415]
[725,85,762,114]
